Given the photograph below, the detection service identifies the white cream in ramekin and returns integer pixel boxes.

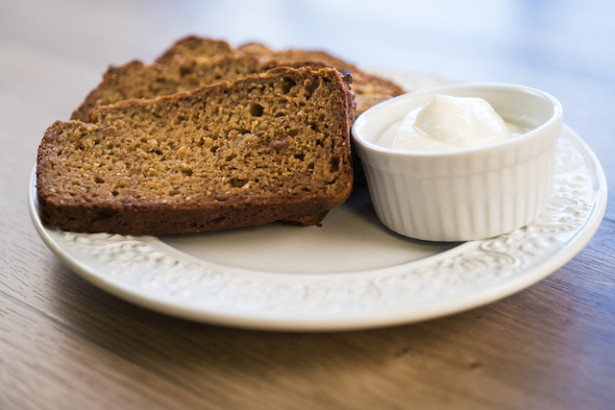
[352,83,563,242]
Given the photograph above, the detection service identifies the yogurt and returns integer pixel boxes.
[375,94,526,151]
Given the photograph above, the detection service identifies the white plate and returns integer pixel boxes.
[29,73,607,331]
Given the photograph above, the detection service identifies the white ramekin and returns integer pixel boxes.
[352,83,563,242]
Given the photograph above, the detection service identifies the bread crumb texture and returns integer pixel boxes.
[37,68,354,234]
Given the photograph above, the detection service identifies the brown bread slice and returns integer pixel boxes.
[72,36,403,121]
[71,54,330,122]
[71,60,181,122]
[37,67,354,235]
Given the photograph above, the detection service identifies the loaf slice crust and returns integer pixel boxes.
[38,67,354,235]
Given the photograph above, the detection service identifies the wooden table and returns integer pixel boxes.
[1,1,613,408]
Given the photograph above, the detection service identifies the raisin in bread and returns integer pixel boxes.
[38,67,354,235]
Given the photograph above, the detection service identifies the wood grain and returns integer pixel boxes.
[1,1,614,409]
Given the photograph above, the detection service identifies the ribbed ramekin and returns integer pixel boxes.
[352,83,562,242]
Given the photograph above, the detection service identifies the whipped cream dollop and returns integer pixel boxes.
[375,94,526,151]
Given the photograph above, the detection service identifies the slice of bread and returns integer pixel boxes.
[72,36,404,121]
[37,67,354,235]
[71,60,181,122]
[71,54,330,122]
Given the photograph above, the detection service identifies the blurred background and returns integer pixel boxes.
[1,0,613,211]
